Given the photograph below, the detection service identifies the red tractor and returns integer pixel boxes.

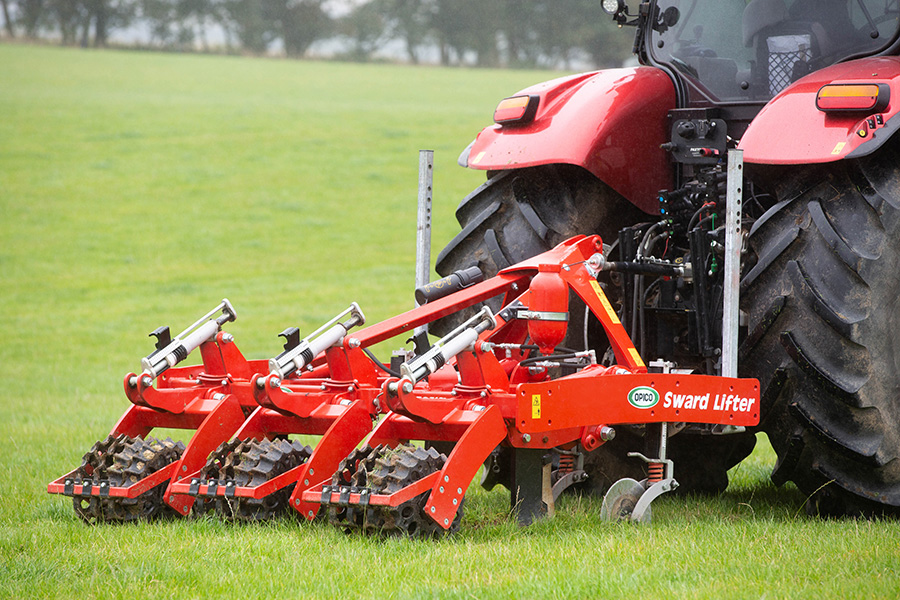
[49,0,900,529]
[438,0,900,517]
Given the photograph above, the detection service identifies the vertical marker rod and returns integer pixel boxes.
[414,150,434,340]
[722,149,743,379]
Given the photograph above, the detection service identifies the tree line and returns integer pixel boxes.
[0,0,633,68]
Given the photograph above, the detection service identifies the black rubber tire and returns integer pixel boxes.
[436,165,756,496]
[740,145,900,517]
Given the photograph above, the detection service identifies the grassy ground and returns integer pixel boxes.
[1,44,899,599]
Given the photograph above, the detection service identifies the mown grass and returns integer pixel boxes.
[1,44,899,599]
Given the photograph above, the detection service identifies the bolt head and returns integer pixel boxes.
[600,426,616,442]
[348,338,361,348]
[522,433,532,443]
[270,378,281,388]
[402,381,414,394]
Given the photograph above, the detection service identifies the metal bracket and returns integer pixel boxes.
[515,309,569,322]
[722,149,743,379]
[631,478,678,522]
[413,149,434,344]
[551,469,588,501]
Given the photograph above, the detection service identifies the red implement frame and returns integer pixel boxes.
[297,235,760,530]
[51,235,760,530]
[48,331,265,516]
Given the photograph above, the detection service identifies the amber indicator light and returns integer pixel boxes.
[816,83,890,113]
[494,95,539,124]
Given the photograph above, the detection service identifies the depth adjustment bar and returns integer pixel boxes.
[268,303,366,379]
[390,306,495,392]
[137,298,237,382]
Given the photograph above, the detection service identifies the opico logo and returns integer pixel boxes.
[628,386,659,409]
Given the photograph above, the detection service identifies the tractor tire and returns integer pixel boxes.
[436,165,757,496]
[740,144,900,517]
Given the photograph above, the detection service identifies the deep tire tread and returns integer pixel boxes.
[742,148,900,516]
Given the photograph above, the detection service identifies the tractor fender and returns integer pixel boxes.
[738,57,900,164]
[463,67,676,214]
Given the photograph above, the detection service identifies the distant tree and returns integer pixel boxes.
[218,0,328,56]
[276,0,330,57]
[339,0,388,61]
[430,0,501,67]
[497,0,630,69]
[577,5,634,68]
[497,0,542,68]
[47,0,87,44]
[75,0,135,46]
[176,0,215,49]
[376,0,430,64]
[141,0,177,45]
[219,0,274,53]
[1,0,15,36]
[19,0,45,37]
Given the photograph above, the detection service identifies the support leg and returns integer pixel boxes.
[511,448,547,525]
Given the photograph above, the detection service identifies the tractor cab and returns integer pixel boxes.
[613,0,900,105]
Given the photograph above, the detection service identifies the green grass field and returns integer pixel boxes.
[1,44,899,599]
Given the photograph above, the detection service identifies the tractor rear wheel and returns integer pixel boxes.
[436,165,757,496]
[740,144,900,516]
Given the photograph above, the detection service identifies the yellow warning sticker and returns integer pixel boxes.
[832,142,846,155]
[590,281,621,325]
[531,394,542,419]
[628,347,646,368]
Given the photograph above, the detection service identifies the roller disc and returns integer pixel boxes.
[600,478,648,523]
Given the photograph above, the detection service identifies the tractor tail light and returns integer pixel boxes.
[494,95,540,124]
[816,83,890,113]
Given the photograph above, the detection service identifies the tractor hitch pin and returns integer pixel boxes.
[391,306,495,392]
[138,299,237,381]
[268,303,366,379]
